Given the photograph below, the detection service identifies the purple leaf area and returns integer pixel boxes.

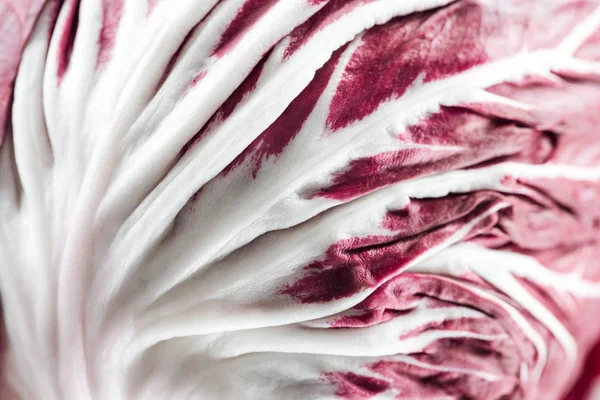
[367,357,519,399]
[278,193,503,303]
[96,0,123,69]
[315,173,600,398]
[324,372,391,400]
[281,175,600,305]
[315,108,542,200]
[56,0,80,82]
[518,177,600,218]
[315,73,600,201]
[564,340,600,400]
[576,27,600,61]
[224,46,346,177]
[283,0,375,59]
[325,3,487,131]
[180,52,269,159]
[325,0,596,131]
[323,272,564,399]
[484,79,600,138]
[212,0,279,58]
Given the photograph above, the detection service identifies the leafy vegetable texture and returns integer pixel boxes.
[1,0,600,399]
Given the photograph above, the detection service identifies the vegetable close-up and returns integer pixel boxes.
[1,0,600,399]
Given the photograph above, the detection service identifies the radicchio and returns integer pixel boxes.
[1,0,600,399]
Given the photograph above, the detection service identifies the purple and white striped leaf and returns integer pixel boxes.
[1,1,600,399]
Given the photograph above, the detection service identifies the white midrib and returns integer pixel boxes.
[52,1,225,398]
